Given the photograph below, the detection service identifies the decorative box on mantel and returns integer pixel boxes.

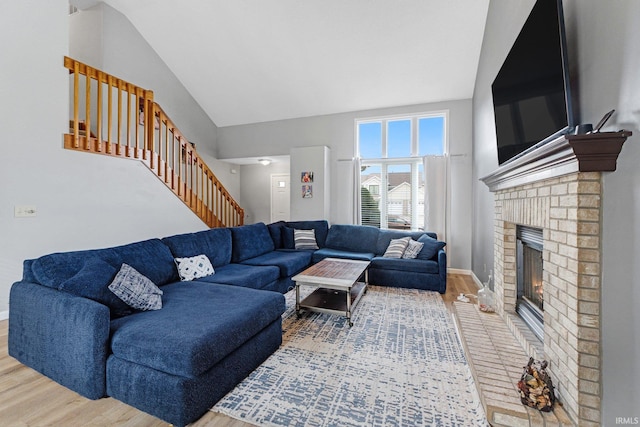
[482,130,632,192]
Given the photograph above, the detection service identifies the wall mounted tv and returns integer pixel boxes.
[492,0,575,165]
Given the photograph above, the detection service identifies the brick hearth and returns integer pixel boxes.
[453,301,575,427]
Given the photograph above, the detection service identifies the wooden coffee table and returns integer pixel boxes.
[293,257,370,327]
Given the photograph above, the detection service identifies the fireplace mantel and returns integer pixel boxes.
[481,130,632,192]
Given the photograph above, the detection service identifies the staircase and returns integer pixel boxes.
[64,56,243,228]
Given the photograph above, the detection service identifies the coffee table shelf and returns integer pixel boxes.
[293,258,370,327]
[298,281,367,320]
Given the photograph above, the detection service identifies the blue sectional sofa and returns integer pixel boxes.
[8,220,445,426]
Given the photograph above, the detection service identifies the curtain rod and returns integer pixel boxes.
[337,154,466,162]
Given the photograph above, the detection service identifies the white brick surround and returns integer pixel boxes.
[493,172,602,426]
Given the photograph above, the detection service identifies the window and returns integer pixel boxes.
[357,113,446,230]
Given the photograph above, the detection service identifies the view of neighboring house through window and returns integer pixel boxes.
[357,113,445,230]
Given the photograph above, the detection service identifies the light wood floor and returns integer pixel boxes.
[0,273,478,427]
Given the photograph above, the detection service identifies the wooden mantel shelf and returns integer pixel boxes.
[481,130,632,192]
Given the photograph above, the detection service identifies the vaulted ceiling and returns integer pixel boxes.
[74,0,490,127]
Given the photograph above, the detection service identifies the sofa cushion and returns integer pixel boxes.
[194,263,280,290]
[312,248,375,263]
[108,263,163,311]
[417,234,446,260]
[241,250,312,278]
[58,257,135,317]
[31,238,178,289]
[162,228,232,268]
[230,223,275,263]
[325,224,379,253]
[267,221,287,249]
[281,227,295,249]
[370,257,440,274]
[109,282,285,378]
[174,254,215,281]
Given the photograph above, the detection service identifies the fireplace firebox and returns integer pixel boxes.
[516,226,544,341]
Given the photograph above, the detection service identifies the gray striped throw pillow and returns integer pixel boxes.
[402,239,425,259]
[383,237,411,258]
[294,229,319,250]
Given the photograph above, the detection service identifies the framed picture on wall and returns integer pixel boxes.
[301,171,314,183]
[302,185,313,198]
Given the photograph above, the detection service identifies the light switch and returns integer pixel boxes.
[15,205,37,217]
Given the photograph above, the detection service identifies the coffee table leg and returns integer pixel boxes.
[364,269,369,293]
[295,282,301,318]
[346,286,353,327]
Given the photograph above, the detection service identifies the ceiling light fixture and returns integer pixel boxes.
[258,159,271,166]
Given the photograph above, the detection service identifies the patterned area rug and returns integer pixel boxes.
[211,286,488,426]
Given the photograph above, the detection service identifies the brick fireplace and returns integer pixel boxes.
[481,131,631,426]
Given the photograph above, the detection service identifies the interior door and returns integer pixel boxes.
[271,174,290,222]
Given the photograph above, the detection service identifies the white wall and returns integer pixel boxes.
[239,160,290,224]
[472,1,640,422]
[290,146,330,221]
[218,100,473,269]
[0,2,213,315]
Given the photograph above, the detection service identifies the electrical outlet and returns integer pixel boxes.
[15,205,37,218]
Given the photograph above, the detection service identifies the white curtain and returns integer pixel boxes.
[352,157,362,225]
[423,155,447,241]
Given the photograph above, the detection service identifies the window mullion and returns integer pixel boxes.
[380,163,388,228]
[381,119,388,158]
[411,116,418,156]
[411,161,419,230]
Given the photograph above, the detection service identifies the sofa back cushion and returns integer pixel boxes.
[30,238,178,290]
[325,224,380,254]
[285,220,329,247]
[230,222,275,262]
[267,221,287,249]
[162,228,232,268]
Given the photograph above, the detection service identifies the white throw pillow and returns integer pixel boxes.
[383,237,411,258]
[175,254,215,281]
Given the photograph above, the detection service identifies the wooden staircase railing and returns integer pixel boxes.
[63,56,244,228]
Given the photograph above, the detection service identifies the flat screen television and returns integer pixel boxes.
[491,0,575,165]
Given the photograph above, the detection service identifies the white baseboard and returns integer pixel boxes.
[0,310,8,321]
[447,268,482,289]
[470,271,483,289]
